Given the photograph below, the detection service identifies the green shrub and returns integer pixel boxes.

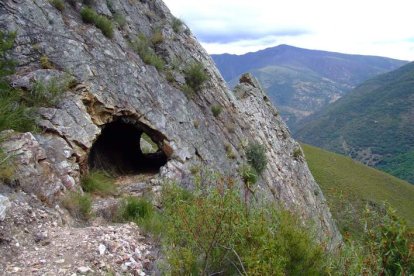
[0,74,73,132]
[80,6,96,24]
[120,196,154,221]
[0,31,37,132]
[81,170,116,196]
[362,204,414,274]
[172,17,183,33]
[0,91,36,132]
[62,192,92,220]
[183,62,207,92]
[159,180,326,275]
[246,141,267,175]
[240,164,257,186]
[95,15,114,38]
[50,0,65,11]
[293,147,303,160]
[81,7,114,38]
[327,204,414,275]
[131,34,165,71]
[119,197,165,236]
[0,31,16,77]
[211,104,222,117]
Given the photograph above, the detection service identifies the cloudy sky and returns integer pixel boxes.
[163,0,414,61]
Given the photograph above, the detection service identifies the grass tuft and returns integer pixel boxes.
[95,15,114,38]
[131,34,165,71]
[120,196,154,221]
[210,104,222,117]
[151,29,163,45]
[183,62,207,92]
[81,170,116,196]
[80,6,96,23]
[80,7,114,38]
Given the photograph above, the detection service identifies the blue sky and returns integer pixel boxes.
[163,0,414,60]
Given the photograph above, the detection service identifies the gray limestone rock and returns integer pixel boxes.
[1,131,80,203]
[0,0,341,247]
[0,194,10,221]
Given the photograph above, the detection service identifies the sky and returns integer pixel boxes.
[163,0,414,61]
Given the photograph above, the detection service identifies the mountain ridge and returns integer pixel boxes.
[212,44,408,127]
[295,62,414,184]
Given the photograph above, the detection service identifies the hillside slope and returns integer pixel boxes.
[302,144,414,239]
[296,62,414,184]
[212,45,407,127]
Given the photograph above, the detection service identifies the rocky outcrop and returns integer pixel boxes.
[1,131,80,203]
[0,0,340,248]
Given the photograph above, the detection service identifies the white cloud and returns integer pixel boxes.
[163,0,414,60]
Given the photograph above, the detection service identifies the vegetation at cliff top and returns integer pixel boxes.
[171,17,183,33]
[302,143,414,240]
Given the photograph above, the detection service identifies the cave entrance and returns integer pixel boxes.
[88,118,168,175]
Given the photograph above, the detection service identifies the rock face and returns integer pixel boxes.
[0,0,340,247]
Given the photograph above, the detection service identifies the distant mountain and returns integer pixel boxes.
[302,144,414,239]
[295,62,414,184]
[212,45,408,128]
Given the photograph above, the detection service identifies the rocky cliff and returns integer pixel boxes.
[0,0,340,272]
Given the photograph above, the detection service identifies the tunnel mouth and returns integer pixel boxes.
[88,118,168,176]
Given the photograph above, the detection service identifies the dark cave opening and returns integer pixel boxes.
[88,119,168,175]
